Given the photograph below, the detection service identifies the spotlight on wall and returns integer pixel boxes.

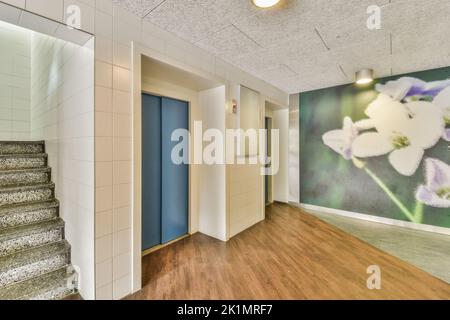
[252,0,281,8]
[355,68,374,85]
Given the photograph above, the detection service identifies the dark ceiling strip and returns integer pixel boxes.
[314,28,330,51]
[232,24,264,48]
[142,0,167,19]
[338,64,348,78]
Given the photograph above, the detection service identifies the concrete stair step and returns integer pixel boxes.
[0,167,51,188]
[0,183,55,207]
[0,218,64,257]
[0,141,44,155]
[0,240,70,288]
[0,266,76,300]
[0,154,47,170]
[0,200,59,229]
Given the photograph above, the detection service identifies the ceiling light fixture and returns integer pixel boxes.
[355,68,374,85]
[252,0,281,8]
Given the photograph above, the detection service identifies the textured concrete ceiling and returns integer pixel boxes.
[113,0,450,94]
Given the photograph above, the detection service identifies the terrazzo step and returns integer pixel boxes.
[0,167,51,188]
[0,200,59,229]
[0,183,55,207]
[0,266,76,300]
[0,141,45,155]
[0,240,70,288]
[0,154,47,170]
[0,218,64,257]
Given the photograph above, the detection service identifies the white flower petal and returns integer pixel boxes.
[342,117,358,140]
[405,102,445,149]
[322,130,346,156]
[365,94,410,134]
[433,86,450,110]
[354,119,375,131]
[375,78,417,101]
[416,185,450,208]
[424,158,450,191]
[407,100,442,118]
[388,145,424,176]
[352,132,393,158]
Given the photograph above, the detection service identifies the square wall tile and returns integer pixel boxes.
[113,90,131,115]
[113,252,131,281]
[113,228,131,256]
[113,137,131,161]
[95,258,112,287]
[113,206,131,232]
[113,114,131,137]
[95,36,113,63]
[95,137,113,161]
[96,283,113,300]
[95,185,112,213]
[113,161,131,185]
[95,210,112,238]
[113,273,132,300]
[95,9,113,39]
[113,66,130,92]
[95,111,113,137]
[96,161,113,187]
[95,61,113,88]
[95,234,112,263]
[113,183,131,209]
[95,86,112,112]
[26,0,64,22]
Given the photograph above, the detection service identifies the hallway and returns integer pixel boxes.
[127,203,450,300]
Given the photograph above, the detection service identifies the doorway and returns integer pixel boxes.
[141,93,189,254]
[265,117,273,205]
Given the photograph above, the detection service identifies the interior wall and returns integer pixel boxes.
[228,86,263,238]
[299,67,450,231]
[272,109,289,203]
[0,21,30,140]
[30,32,95,300]
[198,86,227,241]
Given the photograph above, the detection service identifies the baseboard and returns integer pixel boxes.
[290,202,450,236]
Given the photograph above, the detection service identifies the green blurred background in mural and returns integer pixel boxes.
[300,67,450,228]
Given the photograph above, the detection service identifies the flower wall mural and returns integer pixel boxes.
[300,67,450,229]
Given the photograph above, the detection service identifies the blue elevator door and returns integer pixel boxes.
[142,93,189,251]
[161,97,189,244]
[141,94,162,251]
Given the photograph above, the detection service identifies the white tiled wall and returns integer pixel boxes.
[0,20,30,140]
[30,31,95,300]
[229,87,264,238]
[1,0,290,300]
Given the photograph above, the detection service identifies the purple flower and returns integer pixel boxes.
[416,158,450,208]
[376,77,450,102]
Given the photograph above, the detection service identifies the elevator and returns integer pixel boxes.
[141,93,189,252]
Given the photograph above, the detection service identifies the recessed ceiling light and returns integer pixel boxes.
[252,0,281,8]
[355,69,374,85]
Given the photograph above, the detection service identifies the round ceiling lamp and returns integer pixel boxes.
[355,68,374,85]
[252,0,281,8]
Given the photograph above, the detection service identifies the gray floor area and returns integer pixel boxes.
[302,207,450,284]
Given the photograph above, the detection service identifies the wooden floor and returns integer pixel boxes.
[127,203,450,300]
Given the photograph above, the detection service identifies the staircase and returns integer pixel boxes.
[0,141,78,300]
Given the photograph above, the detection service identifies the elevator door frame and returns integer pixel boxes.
[141,90,192,256]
